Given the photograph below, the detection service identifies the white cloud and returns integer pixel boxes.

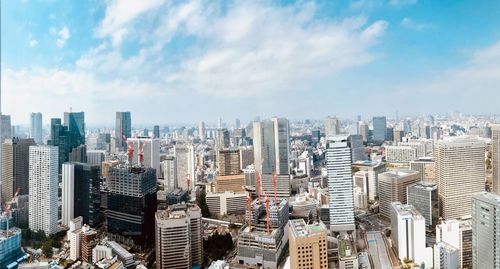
[399,17,432,31]
[388,0,417,7]
[56,26,70,48]
[28,39,38,47]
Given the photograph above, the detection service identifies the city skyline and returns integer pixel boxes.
[1,0,500,125]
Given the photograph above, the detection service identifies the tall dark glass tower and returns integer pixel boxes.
[73,163,103,227]
[64,112,85,150]
[115,112,131,150]
[106,167,157,248]
[12,137,36,195]
[48,118,69,170]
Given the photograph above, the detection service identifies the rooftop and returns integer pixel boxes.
[381,169,419,179]
[289,219,326,238]
[391,202,424,220]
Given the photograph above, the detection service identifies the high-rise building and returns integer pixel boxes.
[162,156,177,191]
[352,161,386,201]
[253,118,290,176]
[390,202,431,266]
[153,125,160,139]
[30,112,43,144]
[433,242,459,269]
[1,140,13,203]
[106,166,157,247]
[198,121,206,141]
[436,137,485,219]
[216,128,230,149]
[217,148,241,176]
[325,116,340,137]
[1,115,11,142]
[472,192,500,269]
[393,129,405,143]
[385,146,417,163]
[348,135,367,162]
[378,169,420,219]
[48,118,70,170]
[68,217,83,261]
[358,122,369,142]
[115,112,132,150]
[239,146,254,170]
[410,157,436,183]
[174,144,195,190]
[127,137,161,179]
[155,204,203,269]
[29,145,58,235]
[326,136,355,232]
[372,116,387,142]
[492,124,500,194]
[64,111,85,150]
[436,219,473,269]
[407,181,438,227]
[288,219,328,269]
[86,150,105,166]
[206,191,246,216]
[62,162,102,227]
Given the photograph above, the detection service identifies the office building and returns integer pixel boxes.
[385,146,417,163]
[407,181,438,227]
[11,138,36,196]
[253,118,290,175]
[436,219,473,269]
[378,169,420,219]
[29,146,58,235]
[326,136,355,232]
[162,156,177,191]
[393,129,405,143]
[433,242,459,269]
[390,202,431,266]
[352,161,386,201]
[472,192,500,269]
[107,166,157,247]
[115,112,131,150]
[492,124,500,194]
[1,140,13,203]
[206,191,246,216]
[0,218,22,268]
[69,144,87,163]
[153,125,160,139]
[239,146,254,170]
[372,116,387,142]
[127,137,161,179]
[410,157,436,182]
[348,135,367,162]
[436,137,485,219]
[155,204,203,269]
[217,148,241,176]
[288,219,328,269]
[1,115,11,142]
[68,217,83,261]
[325,116,340,137]
[62,162,102,227]
[87,150,105,166]
[47,118,69,170]
[358,122,369,142]
[216,174,246,193]
[174,144,195,190]
[64,112,85,150]
[216,128,230,148]
[30,112,43,144]
[198,121,206,141]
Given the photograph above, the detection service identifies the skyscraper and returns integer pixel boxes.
[153,125,160,139]
[436,137,485,219]
[471,192,500,269]
[12,138,36,196]
[216,128,230,149]
[0,115,11,142]
[372,116,387,142]
[30,112,43,144]
[115,112,131,150]
[325,116,340,137]
[48,118,69,170]
[155,204,203,269]
[29,145,58,236]
[492,124,500,194]
[198,121,206,141]
[1,140,13,203]
[326,136,355,232]
[378,169,420,220]
[62,162,102,227]
[407,181,439,228]
[253,118,290,175]
[64,111,85,150]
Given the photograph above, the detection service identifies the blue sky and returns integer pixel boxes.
[1,0,499,125]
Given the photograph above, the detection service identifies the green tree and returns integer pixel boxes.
[41,241,53,258]
[197,189,211,218]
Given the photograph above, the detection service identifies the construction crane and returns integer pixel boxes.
[242,186,253,231]
[127,141,134,164]
[138,141,144,166]
[265,195,270,235]
[256,172,261,202]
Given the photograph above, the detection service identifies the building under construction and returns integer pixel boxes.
[236,196,289,268]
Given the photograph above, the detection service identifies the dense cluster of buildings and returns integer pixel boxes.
[0,108,498,269]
